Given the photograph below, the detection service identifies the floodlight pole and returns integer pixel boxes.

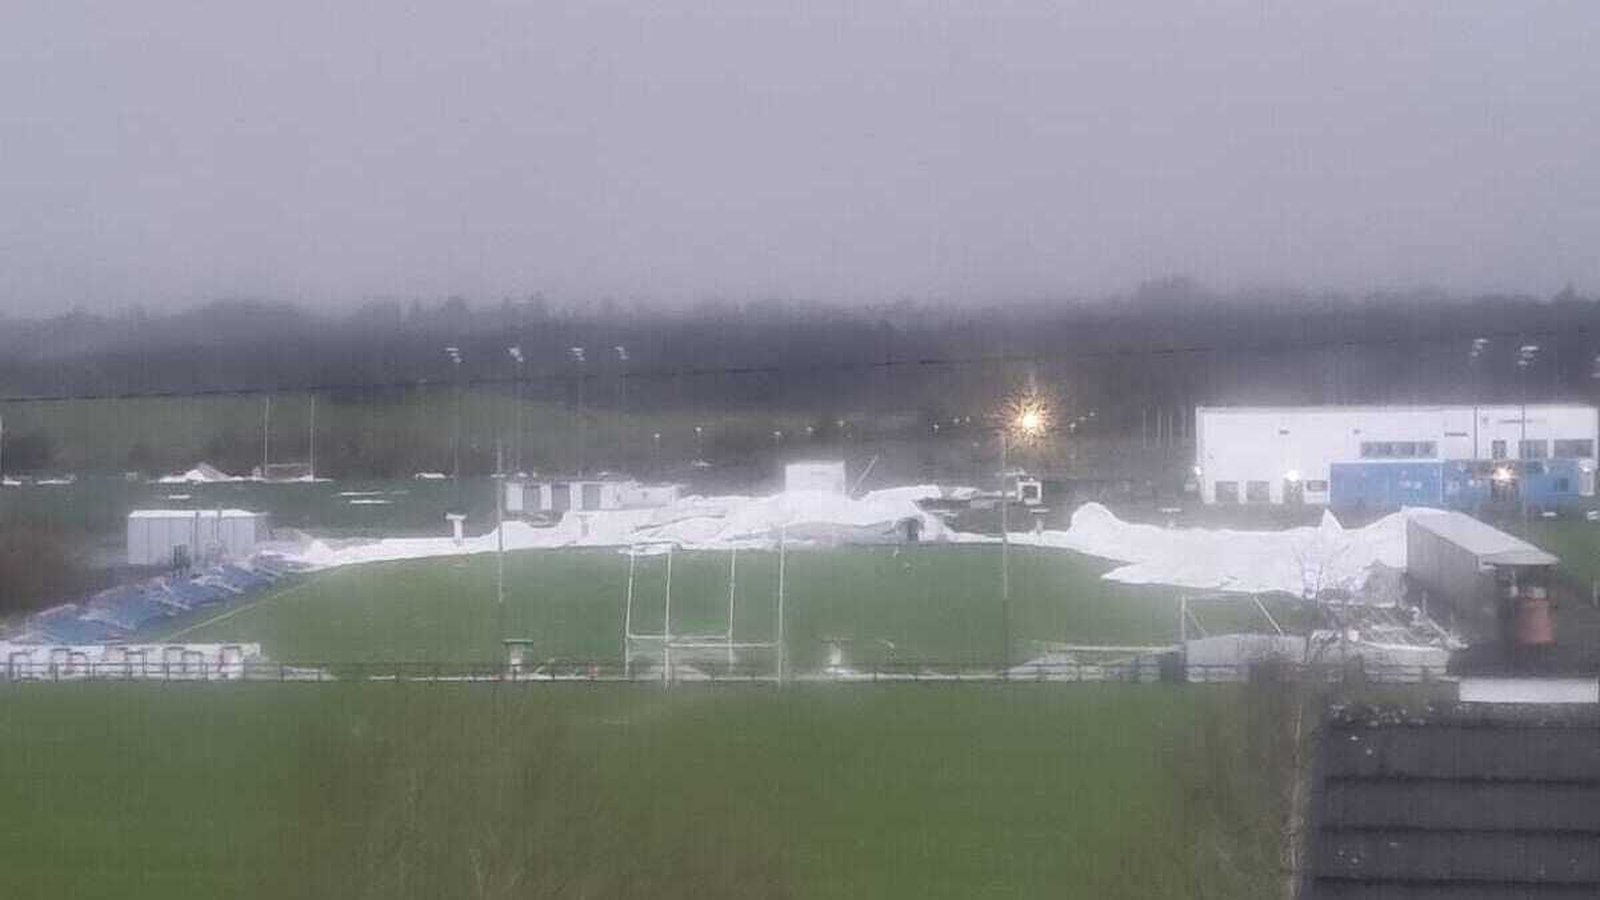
[777,524,787,686]
[999,429,1011,668]
[727,546,738,670]
[261,395,271,478]
[623,546,637,679]
[453,358,463,482]
[663,545,674,685]
[496,441,506,647]
[308,394,316,481]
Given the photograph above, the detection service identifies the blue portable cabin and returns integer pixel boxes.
[1522,458,1586,511]
[1331,458,1585,513]
[1329,460,1449,510]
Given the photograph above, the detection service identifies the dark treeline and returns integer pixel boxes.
[4,279,1600,441]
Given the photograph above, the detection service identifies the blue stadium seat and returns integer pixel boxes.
[40,617,127,644]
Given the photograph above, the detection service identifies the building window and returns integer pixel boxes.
[1553,439,1595,458]
[1359,440,1438,459]
[1305,480,1329,493]
[1215,481,1239,503]
[1491,440,1507,460]
[1519,439,1548,460]
[1245,481,1271,503]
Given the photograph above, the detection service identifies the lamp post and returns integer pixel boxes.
[998,395,1048,668]
[507,346,525,475]
[1517,343,1541,525]
[445,346,463,481]
[614,345,629,411]
[1469,337,1489,458]
[570,346,587,476]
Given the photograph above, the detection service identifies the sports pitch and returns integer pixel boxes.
[0,682,1288,899]
[168,545,1304,667]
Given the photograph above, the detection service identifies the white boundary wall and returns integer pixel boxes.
[1,642,263,680]
[1196,404,1599,504]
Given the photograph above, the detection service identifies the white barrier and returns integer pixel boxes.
[0,642,262,681]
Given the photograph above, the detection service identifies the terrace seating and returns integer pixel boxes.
[18,556,295,646]
[163,579,230,609]
[82,590,172,632]
[213,565,271,592]
[39,616,128,645]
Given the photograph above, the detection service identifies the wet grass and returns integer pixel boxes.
[0,682,1288,899]
[173,545,1299,667]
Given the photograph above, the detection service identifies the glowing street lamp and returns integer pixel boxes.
[997,390,1051,667]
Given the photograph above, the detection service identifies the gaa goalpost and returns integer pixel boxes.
[622,533,787,683]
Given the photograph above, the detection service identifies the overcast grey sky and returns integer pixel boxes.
[3,2,1598,312]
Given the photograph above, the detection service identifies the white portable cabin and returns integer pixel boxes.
[784,461,848,495]
[126,509,269,567]
[1196,405,1599,505]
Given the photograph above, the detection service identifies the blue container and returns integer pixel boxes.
[1524,458,1584,509]
[1330,461,1446,509]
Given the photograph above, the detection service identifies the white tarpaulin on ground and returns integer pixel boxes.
[282,489,955,570]
[988,502,1410,598]
[274,488,1417,604]
[156,462,249,484]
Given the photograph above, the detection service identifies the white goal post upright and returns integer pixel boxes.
[623,547,636,679]
[727,547,737,669]
[662,546,673,684]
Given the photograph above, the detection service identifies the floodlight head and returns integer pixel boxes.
[1000,390,1051,443]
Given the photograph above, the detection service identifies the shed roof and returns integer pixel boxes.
[1408,510,1558,566]
[128,509,265,519]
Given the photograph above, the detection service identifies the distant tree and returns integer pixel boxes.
[3,430,57,473]
[0,524,90,615]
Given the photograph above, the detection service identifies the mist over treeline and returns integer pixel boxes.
[4,279,1600,431]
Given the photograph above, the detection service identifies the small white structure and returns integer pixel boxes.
[446,513,466,544]
[507,479,681,514]
[1,642,263,681]
[126,509,269,567]
[1459,677,1600,704]
[1015,476,1043,506]
[784,461,848,495]
[1196,404,1600,505]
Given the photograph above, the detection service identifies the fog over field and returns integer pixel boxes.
[3,2,1599,312]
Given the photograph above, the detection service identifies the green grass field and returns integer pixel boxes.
[0,682,1288,899]
[169,546,1299,668]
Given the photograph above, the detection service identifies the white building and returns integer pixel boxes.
[784,461,848,495]
[127,509,270,566]
[1196,405,1599,505]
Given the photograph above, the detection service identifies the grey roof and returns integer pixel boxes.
[1408,510,1559,566]
[1309,707,1600,898]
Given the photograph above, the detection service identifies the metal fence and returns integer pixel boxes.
[0,656,1453,685]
